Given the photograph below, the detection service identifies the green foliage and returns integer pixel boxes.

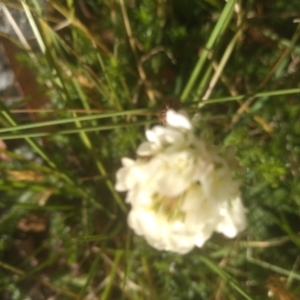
[0,0,300,299]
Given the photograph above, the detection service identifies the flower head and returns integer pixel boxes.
[115,110,246,254]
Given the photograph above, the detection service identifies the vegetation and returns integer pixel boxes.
[0,0,300,299]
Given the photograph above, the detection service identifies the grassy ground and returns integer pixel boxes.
[0,0,300,299]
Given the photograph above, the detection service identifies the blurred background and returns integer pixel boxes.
[0,0,300,299]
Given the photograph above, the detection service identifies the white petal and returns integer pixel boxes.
[145,129,158,143]
[168,233,195,254]
[194,226,214,247]
[137,141,153,156]
[121,157,134,167]
[127,209,156,236]
[201,162,240,204]
[127,190,152,206]
[166,110,192,130]
[115,160,149,191]
[155,172,189,196]
[115,167,130,191]
[216,197,246,238]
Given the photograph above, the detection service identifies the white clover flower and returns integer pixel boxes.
[115,109,246,254]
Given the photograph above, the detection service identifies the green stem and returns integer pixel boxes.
[180,0,236,101]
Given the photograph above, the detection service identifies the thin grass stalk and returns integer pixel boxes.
[0,101,108,215]
[35,12,126,211]
[92,49,137,150]
[200,28,242,100]
[198,87,300,106]
[193,64,214,101]
[30,17,115,102]
[21,1,46,53]
[180,0,236,101]
[0,260,80,299]
[95,51,122,110]
[200,256,254,300]
[3,85,299,134]
[48,0,111,54]
[79,247,103,299]
[0,109,151,133]
[100,251,123,300]
[247,257,300,281]
[119,0,156,103]
[0,101,55,169]
[287,256,300,288]
[0,120,152,140]
[231,22,300,124]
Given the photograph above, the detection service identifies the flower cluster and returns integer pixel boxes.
[115,110,246,254]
